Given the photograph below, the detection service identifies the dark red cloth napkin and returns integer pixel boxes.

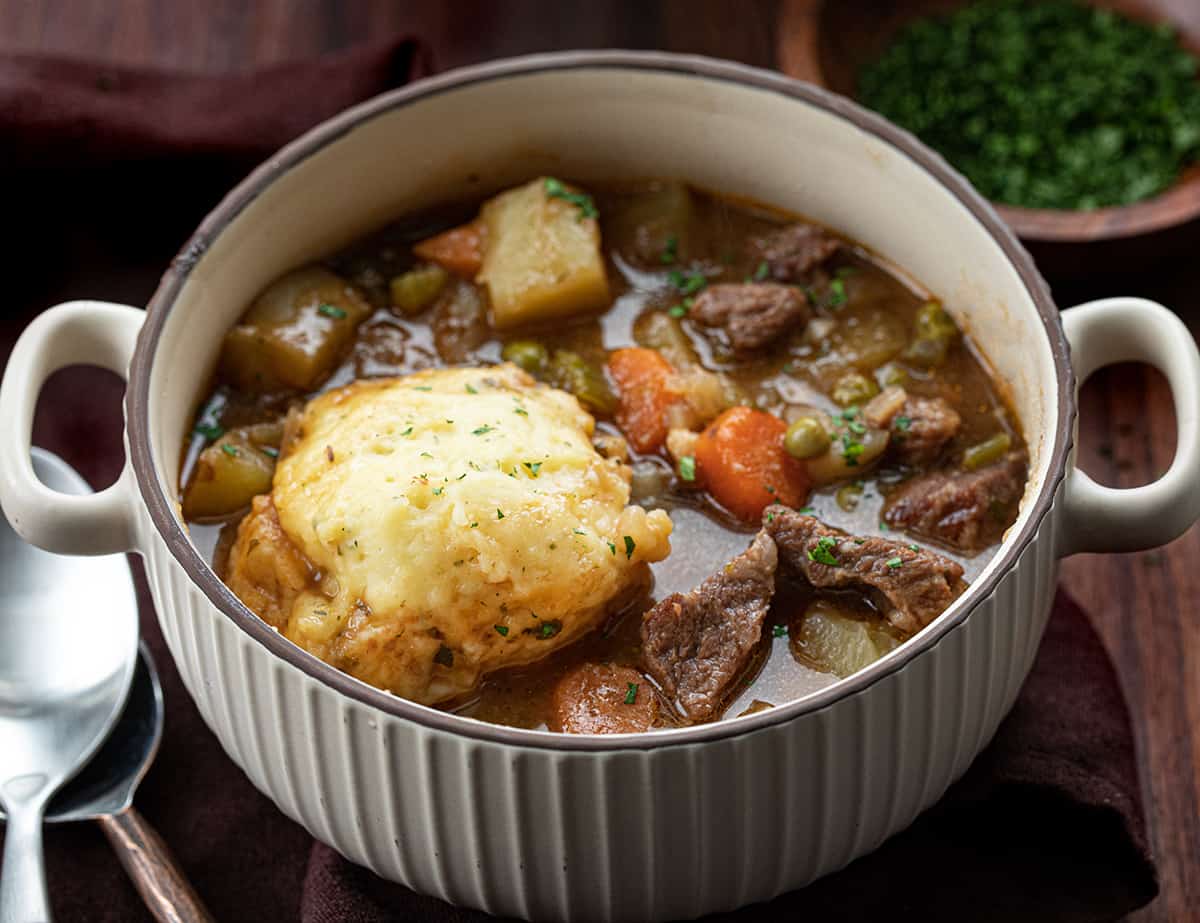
[0,40,1158,923]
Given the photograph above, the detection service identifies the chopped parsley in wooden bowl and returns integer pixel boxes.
[779,0,1200,253]
[860,0,1200,212]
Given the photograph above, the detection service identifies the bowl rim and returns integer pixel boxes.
[127,50,1073,752]
[995,175,1200,242]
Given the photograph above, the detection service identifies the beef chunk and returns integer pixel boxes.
[865,387,962,466]
[689,283,811,354]
[883,453,1027,554]
[746,223,840,282]
[764,506,965,636]
[641,530,778,721]
[549,663,659,734]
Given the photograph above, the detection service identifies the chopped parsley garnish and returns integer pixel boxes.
[668,269,708,296]
[841,433,865,466]
[667,298,693,318]
[432,486,443,496]
[470,522,479,528]
[538,619,563,639]
[607,540,617,555]
[412,386,433,392]
[678,455,696,482]
[433,644,454,667]
[827,278,848,308]
[894,415,912,432]
[623,535,636,559]
[848,420,867,436]
[660,235,679,264]
[807,535,840,566]
[799,506,815,514]
[544,177,598,220]
[573,528,587,535]
[194,422,224,441]
[624,682,639,705]
[772,624,788,638]
[401,426,414,436]
[753,260,770,282]
[908,543,920,552]
[317,303,347,319]
[513,407,528,416]
[523,461,542,477]
[494,625,509,637]
[465,383,478,394]
[261,446,279,458]
[220,444,239,457]
[496,508,505,520]
[472,425,494,436]
[886,556,903,569]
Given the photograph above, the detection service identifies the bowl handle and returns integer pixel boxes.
[1056,297,1200,556]
[0,301,144,555]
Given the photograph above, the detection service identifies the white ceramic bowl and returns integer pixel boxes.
[3,53,1199,922]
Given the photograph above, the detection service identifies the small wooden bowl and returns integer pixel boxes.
[778,0,1200,277]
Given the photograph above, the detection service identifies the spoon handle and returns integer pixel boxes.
[0,791,50,923]
[97,808,214,923]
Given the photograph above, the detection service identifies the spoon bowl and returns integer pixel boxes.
[40,644,160,824]
[0,449,138,922]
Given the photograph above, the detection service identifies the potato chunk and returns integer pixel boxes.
[477,177,610,328]
[220,266,371,392]
[183,430,277,519]
[604,180,693,265]
[791,599,900,678]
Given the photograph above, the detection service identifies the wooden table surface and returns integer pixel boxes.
[2,2,1196,920]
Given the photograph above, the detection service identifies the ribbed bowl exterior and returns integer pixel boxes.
[134,486,1061,922]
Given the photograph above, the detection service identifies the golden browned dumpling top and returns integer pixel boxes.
[224,363,672,704]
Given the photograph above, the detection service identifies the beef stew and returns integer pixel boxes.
[180,178,1027,732]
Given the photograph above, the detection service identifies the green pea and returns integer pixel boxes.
[548,350,616,415]
[831,371,879,407]
[914,301,959,341]
[836,482,864,512]
[903,336,949,368]
[785,416,832,459]
[962,432,1012,471]
[389,264,448,315]
[904,301,959,369]
[502,340,549,376]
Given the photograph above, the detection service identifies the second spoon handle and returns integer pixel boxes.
[97,807,214,923]
[0,786,50,923]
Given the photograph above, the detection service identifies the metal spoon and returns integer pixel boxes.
[0,449,138,923]
[37,644,212,923]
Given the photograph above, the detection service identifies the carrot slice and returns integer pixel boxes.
[412,219,485,278]
[607,348,683,453]
[694,407,811,521]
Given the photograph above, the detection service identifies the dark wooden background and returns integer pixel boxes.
[1,2,1196,920]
